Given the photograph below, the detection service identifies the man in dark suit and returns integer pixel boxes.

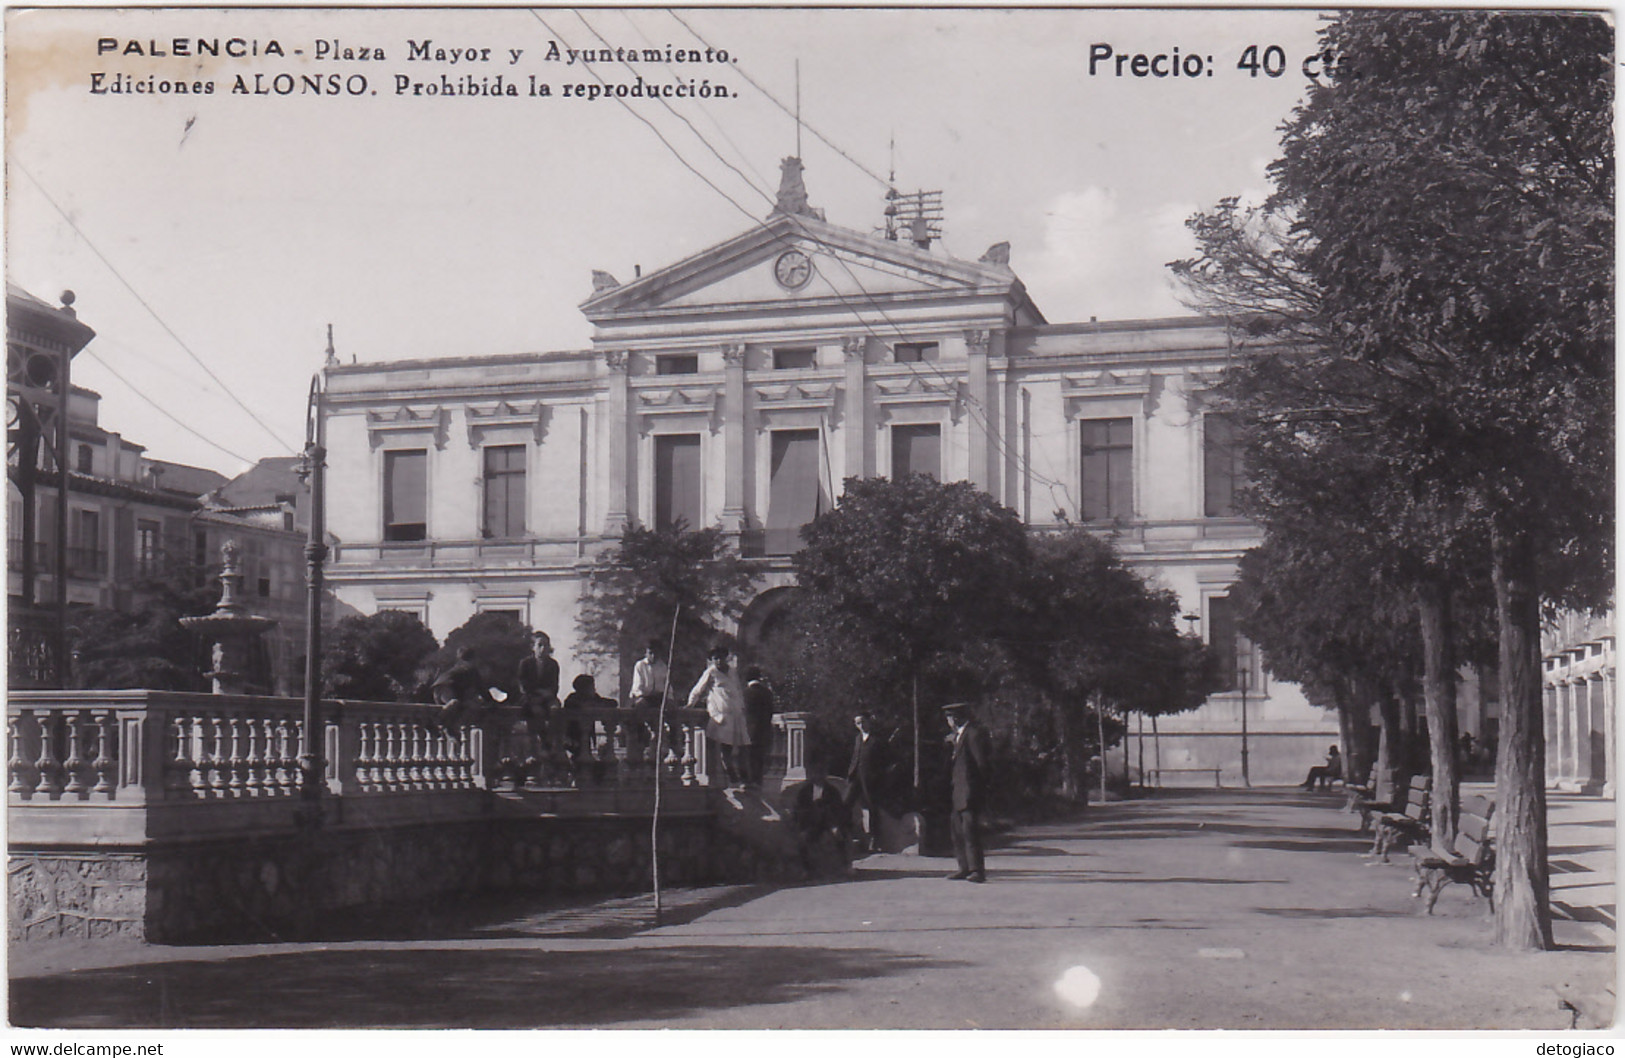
[846,711,884,853]
[943,701,989,883]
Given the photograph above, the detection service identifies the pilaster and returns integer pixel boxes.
[720,343,748,533]
[964,329,992,492]
[602,351,631,536]
[842,335,870,487]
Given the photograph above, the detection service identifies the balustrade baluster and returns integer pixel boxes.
[428,724,446,786]
[185,716,206,793]
[227,716,245,794]
[381,722,399,788]
[35,713,63,797]
[680,723,698,787]
[451,725,470,786]
[9,710,38,797]
[165,715,190,794]
[92,713,114,795]
[409,723,425,787]
[372,720,388,788]
[354,720,373,791]
[62,712,87,795]
[242,715,263,795]
[206,716,227,793]
[259,718,276,793]
[275,718,295,793]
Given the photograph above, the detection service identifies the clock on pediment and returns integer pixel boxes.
[773,249,813,291]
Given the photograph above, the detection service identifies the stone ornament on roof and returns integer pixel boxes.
[773,157,826,221]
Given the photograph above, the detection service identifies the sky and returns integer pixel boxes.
[7,7,1326,478]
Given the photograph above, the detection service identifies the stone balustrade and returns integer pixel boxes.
[7,690,718,844]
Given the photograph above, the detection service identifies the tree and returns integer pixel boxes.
[1014,528,1218,797]
[67,577,218,691]
[423,611,533,699]
[793,475,1031,794]
[1268,11,1613,950]
[320,610,439,702]
[1178,11,1611,950]
[576,522,762,698]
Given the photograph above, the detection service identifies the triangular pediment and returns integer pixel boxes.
[581,212,1033,323]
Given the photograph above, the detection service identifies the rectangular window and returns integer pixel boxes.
[772,347,816,370]
[894,342,939,364]
[656,354,699,376]
[1203,413,1246,518]
[766,430,828,552]
[891,424,941,480]
[1209,594,1238,692]
[71,509,102,576]
[482,444,526,539]
[383,449,428,542]
[1208,594,1257,694]
[136,519,159,576]
[1080,418,1133,521]
[654,434,702,531]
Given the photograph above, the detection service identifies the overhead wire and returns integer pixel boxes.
[76,346,258,466]
[9,153,300,457]
[534,10,1079,512]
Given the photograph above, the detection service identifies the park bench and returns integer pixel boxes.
[1410,793,1495,914]
[1370,774,1431,861]
[1146,767,1222,788]
[1343,765,1380,819]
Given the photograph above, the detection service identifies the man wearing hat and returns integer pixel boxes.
[846,711,884,853]
[943,701,990,882]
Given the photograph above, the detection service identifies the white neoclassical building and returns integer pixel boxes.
[320,170,1343,784]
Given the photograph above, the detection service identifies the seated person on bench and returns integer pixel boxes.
[1299,745,1342,791]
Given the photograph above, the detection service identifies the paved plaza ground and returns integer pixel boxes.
[8,784,1616,1030]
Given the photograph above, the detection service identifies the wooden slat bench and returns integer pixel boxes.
[1370,775,1431,861]
[1410,794,1495,914]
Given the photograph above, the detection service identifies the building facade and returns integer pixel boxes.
[322,179,1339,784]
[6,286,309,693]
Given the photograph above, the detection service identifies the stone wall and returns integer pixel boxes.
[10,810,800,945]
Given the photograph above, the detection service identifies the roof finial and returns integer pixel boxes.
[324,323,338,367]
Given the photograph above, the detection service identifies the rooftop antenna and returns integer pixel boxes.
[879,136,943,250]
[794,59,802,158]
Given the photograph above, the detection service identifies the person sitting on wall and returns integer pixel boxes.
[516,631,561,755]
[561,673,615,767]
[1299,744,1343,791]
[432,646,492,728]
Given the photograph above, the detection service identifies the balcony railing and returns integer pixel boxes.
[7,690,720,844]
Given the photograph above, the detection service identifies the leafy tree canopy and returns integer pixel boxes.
[320,609,439,702]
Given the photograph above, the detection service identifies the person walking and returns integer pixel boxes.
[742,666,776,787]
[687,644,750,788]
[943,701,989,883]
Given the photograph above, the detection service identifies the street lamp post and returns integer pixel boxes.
[296,372,328,820]
[1238,658,1251,789]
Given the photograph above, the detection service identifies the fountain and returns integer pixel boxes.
[180,540,278,694]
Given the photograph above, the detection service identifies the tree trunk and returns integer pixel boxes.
[1368,677,1405,802]
[1491,528,1553,951]
[1417,577,1460,847]
[1056,702,1088,803]
[1335,688,1367,787]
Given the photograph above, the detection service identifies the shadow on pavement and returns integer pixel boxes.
[294,884,778,944]
[11,943,963,1029]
